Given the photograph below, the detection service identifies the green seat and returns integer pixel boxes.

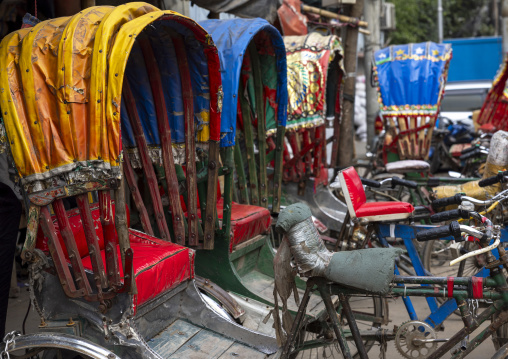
[323,248,403,295]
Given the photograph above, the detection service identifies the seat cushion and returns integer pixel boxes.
[82,229,194,309]
[324,248,403,295]
[385,160,430,174]
[355,201,414,218]
[216,199,271,251]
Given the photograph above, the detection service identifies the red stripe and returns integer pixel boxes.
[472,277,483,299]
[447,277,454,298]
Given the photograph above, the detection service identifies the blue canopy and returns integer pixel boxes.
[200,18,287,147]
[374,42,452,116]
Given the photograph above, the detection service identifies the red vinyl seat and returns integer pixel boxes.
[36,203,194,310]
[338,166,414,221]
[216,199,271,251]
[82,230,193,310]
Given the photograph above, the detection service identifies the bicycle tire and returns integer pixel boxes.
[294,295,385,359]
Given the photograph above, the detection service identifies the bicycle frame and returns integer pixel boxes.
[282,249,508,359]
[377,223,508,330]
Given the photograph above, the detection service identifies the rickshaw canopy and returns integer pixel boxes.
[200,18,287,147]
[374,42,452,117]
[0,3,222,188]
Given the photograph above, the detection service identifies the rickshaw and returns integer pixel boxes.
[0,4,278,358]
[281,32,347,234]
[477,54,508,133]
[178,20,384,357]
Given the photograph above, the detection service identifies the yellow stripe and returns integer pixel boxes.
[0,29,36,178]
[90,2,159,167]
[58,6,114,163]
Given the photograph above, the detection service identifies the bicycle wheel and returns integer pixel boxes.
[295,295,385,359]
[422,240,484,278]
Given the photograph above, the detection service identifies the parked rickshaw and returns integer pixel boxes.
[282,32,347,234]
[0,4,278,358]
[477,54,508,133]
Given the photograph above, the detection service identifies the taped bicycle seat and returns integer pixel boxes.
[324,247,403,295]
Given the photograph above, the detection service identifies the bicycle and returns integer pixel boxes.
[276,203,508,359]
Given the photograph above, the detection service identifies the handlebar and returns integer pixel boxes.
[360,177,417,190]
[416,221,462,242]
[459,148,488,161]
[430,209,470,223]
[360,177,381,188]
[431,194,463,209]
[390,177,417,189]
[478,171,508,188]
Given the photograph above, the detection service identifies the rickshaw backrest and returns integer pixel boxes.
[373,42,452,161]
[283,33,343,185]
[35,203,130,259]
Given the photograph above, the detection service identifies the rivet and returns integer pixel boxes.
[115,73,118,77]
[99,50,103,53]
[46,166,49,169]
[97,100,101,103]
[34,121,37,125]
[4,112,7,115]
[113,112,117,116]
[26,69,29,72]
[67,111,70,114]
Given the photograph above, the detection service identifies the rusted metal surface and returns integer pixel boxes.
[139,38,185,245]
[123,81,171,242]
[195,276,245,319]
[28,180,110,206]
[21,205,40,262]
[173,34,199,246]
[98,190,121,288]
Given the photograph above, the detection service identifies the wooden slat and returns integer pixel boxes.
[203,140,219,250]
[397,116,410,159]
[172,34,199,246]
[98,190,121,288]
[272,126,285,213]
[409,116,417,159]
[51,200,92,295]
[123,82,171,242]
[239,83,259,205]
[218,343,267,359]
[234,136,249,204]
[39,206,82,298]
[168,327,235,359]
[139,38,186,246]
[417,116,427,159]
[248,43,268,208]
[220,147,235,236]
[114,175,136,295]
[123,156,154,235]
[76,194,108,289]
[149,320,201,357]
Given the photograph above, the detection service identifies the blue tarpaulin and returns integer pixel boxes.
[374,42,452,116]
[200,18,287,147]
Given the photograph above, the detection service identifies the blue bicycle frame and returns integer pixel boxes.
[377,223,508,329]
